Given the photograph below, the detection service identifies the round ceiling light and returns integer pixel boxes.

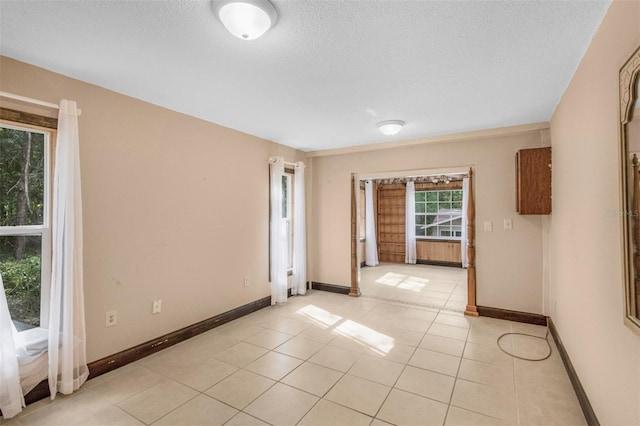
[377,120,405,136]
[213,0,278,40]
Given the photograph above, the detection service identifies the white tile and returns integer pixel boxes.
[298,399,372,426]
[308,345,361,372]
[165,356,238,391]
[445,406,508,425]
[428,323,469,341]
[244,383,318,425]
[71,406,144,426]
[457,358,515,390]
[325,375,391,417]
[281,362,343,396]
[17,389,110,426]
[83,364,165,404]
[244,329,294,350]
[347,355,404,386]
[451,379,517,422]
[419,334,466,357]
[224,412,269,426]
[395,365,455,403]
[152,394,237,426]
[118,379,198,424]
[205,369,275,409]
[377,388,448,425]
[245,351,303,380]
[408,348,461,377]
[274,335,325,360]
[213,342,269,367]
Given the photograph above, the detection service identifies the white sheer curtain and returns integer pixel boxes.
[0,273,25,418]
[405,181,417,264]
[269,157,287,304]
[364,180,379,266]
[461,177,469,268]
[291,162,306,296]
[48,100,88,398]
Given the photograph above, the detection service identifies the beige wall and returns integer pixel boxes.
[0,56,305,362]
[309,129,550,314]
[548,0,640,424]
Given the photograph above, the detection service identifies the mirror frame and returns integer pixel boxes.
[619,43,640,329]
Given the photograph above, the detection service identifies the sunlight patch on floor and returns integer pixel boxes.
[296,304,343,328]
[375,272,428,292]
[333,320,395,355]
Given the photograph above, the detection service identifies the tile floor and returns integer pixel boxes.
[2,290,585,426]
[360,263,467,311]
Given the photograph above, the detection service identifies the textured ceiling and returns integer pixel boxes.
[0,0,610,151]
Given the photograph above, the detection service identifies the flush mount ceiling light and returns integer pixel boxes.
[377,120,405,136]
[213,0,278,40]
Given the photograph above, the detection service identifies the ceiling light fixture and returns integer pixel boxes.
[377,120,405,136]
[213,0,278,40]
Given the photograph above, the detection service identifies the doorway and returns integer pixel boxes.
[349,168,477,315]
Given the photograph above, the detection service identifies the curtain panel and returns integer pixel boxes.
[48,100,88,397]
[291,162,307,295]
[405,181,417,264]
[0,273,24,418]
[364,180,379,266]
[269,157,287,304]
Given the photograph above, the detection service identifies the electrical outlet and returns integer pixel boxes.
[504,219,513,230]
[243,276,250,287]
[152,300,162,314]
[106,310,117,327]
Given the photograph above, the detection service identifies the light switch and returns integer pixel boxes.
[484,221,493,232]
[504,219,513,230]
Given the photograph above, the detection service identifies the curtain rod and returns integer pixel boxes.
[0,91,82,115]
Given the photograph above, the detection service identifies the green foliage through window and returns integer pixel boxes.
[0,125,48,329]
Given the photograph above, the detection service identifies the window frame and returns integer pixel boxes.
[0,118,55,331]
[415,188,464,241]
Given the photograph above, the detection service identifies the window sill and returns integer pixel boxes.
[416,238,463,243]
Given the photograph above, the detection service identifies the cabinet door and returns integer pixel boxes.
[516,147,551,214]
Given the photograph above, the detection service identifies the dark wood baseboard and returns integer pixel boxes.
[15,294,273,411]
[311,281,350,295]
[360,261,366,268]
[548,318,599,426]
[477,305,547,326]
[416,259,463,268]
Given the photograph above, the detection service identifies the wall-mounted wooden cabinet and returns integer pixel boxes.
[516,147,551,214]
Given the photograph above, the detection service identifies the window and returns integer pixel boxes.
[0,122,52,331]
[282,172,293,271]
[415,189,463,240]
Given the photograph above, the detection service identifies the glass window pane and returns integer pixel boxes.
[426,226,436,237]
[416,215,426,225]
[415,203,426,213]
[416,226,425,236]
[438,191,452,202]
[439,202,452,210]
[415,192,426,202]
[427,203,438,213]
[452,190,463,201]
[0,235,42,329]
[452,218,462,226]
[426,215,436,225]
[452,201,462,209]
[0,127,46,227]
[426,192,437,202]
